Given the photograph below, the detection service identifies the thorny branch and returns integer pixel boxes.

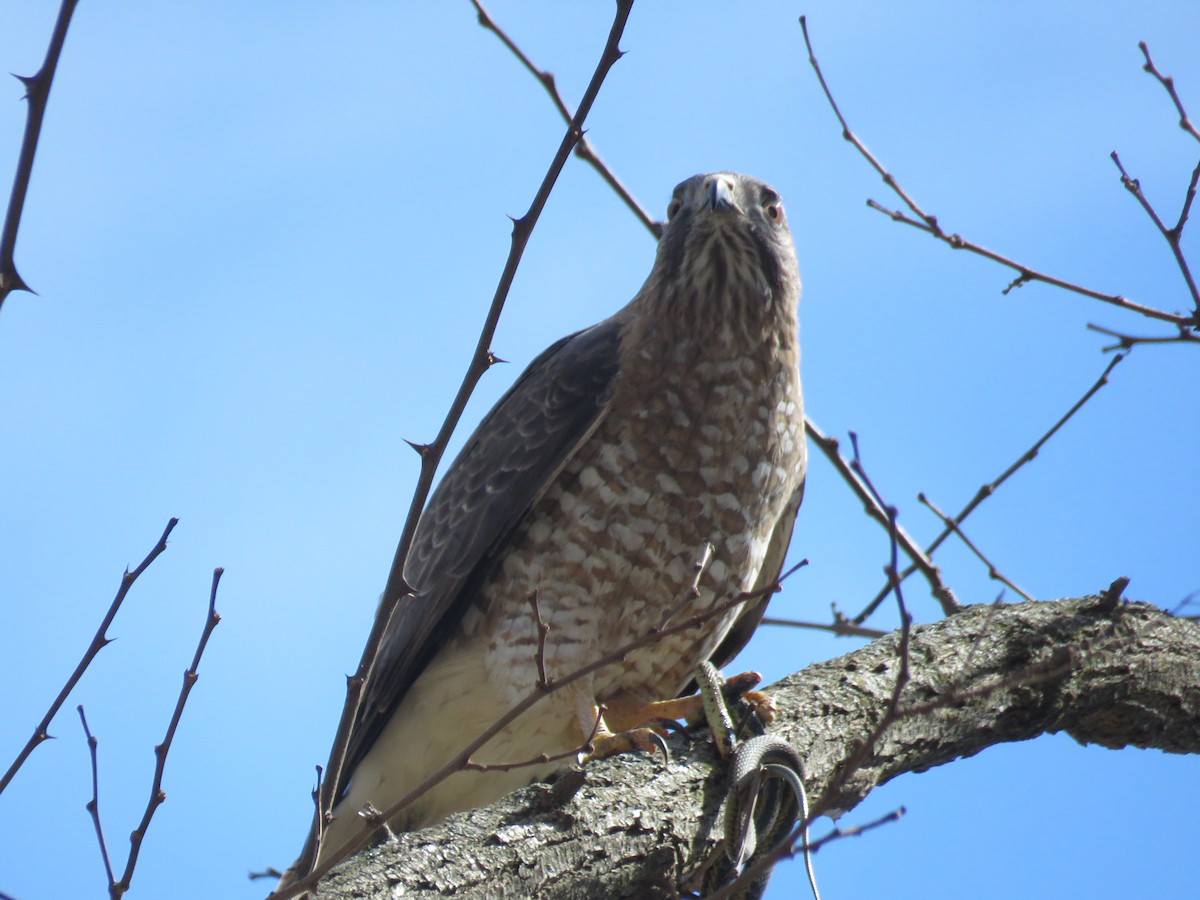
[661,541,716,628]
[797,18,935,235]
[305,0,637,883]
[1,0,79,310]
[0,517,180,797]
[470,0,662,239]
[802,808,907,853]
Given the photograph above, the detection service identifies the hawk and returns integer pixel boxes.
[286,171,806,883]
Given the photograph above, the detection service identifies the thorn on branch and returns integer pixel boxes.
[403,438,431,457]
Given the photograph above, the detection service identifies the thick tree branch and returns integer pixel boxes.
[309,595,1198,898]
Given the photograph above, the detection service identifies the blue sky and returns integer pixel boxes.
[2,2,1197,898]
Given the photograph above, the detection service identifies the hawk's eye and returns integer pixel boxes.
[667,198,683,220]
[764,201,783,224]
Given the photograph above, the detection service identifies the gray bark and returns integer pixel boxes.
[311,595,1200,898]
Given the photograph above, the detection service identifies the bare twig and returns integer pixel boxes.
[470,0,663,239]
[110,568,222,898]
[701,807,907,900]
[660,542,716,627]
[528,590,551,689]
[77,706,116,891]
[845,431,913,696]
[1139,41,1200,143]
[0,517,179,797]
[1089,321,1200,350]
[956,600,1005,677]
[761,615,887,640]
[853,353,1124,623]
[1169,589,1200,617]
[0,0,80,309]
[798,16,936,234]
[805,419,960,617]
[799,16,1198,330]
[308,0,637,878]
[918,493,1036,602]
[868,198,1194,325]
[464,706,602,774]
[802,807,906,852]
[308,765,325,878]
[1111,151,1200,316]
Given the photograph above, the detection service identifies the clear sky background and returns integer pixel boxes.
[2,2,1197,898]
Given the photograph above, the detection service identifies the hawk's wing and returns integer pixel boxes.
[706,474,806,674]
[340,317,623,793]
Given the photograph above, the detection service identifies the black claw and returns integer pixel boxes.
[650,716,685,734]
[649,731,671,765]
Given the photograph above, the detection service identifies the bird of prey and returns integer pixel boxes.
[285,171,806,883]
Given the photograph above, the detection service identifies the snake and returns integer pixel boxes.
[695,661,820,900]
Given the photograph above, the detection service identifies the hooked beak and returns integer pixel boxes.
[705,176,738,214]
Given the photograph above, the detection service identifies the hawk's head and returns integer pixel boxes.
[653,172,800,311]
